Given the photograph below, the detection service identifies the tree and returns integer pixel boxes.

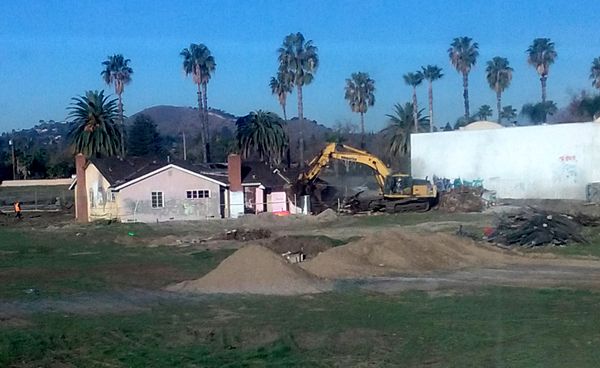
[500,105,517,124]
[590,57,600,90]
[448,37,479,121]
[403,72,424,132]
[101,54,132,158]
[235,110,288,164]
[521,101,557,125]
[421,65,443,132]
[180,43,216,163]
[277,32,319,166]
[68,90,122,158]
[384,102,428,157]
[270,71,293,166]
[475,105,493,120]
[527,38,557,110]
[269,71,293,121]
[485,57,513,122]
[344,72,376,149]
[127,115,163,156]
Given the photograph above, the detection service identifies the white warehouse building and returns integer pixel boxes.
[411,121,600,200]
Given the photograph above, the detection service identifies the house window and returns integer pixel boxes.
[151,191,164,208]
[186,190,210,199]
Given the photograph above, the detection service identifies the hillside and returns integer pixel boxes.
[127,105,237,137]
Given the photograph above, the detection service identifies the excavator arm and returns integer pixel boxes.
[300,143,391,190]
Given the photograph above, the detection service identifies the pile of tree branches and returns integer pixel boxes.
[487,209,597,247]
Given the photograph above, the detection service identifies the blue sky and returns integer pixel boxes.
[1,0,599,132]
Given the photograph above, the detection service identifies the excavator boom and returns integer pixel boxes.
[301,143,391,190]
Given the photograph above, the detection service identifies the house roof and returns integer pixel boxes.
[79,157,299,191]
[240,162,300,190]
[89,157,229,189]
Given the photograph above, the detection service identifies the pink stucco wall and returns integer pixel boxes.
[118,166,223,222]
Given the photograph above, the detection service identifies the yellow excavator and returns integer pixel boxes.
[297,143,438,212]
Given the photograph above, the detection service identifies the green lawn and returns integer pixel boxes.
[2,224,600,366]
[0,226,233,299]
[2,288,600,367]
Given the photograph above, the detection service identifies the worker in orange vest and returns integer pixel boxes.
[14,201,22,219]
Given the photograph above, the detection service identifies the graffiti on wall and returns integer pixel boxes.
[555,154,579,184]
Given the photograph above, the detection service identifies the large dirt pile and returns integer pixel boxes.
[167,245,331,295]
[299,230,514,279]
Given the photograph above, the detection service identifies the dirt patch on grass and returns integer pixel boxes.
[167,245,331,295]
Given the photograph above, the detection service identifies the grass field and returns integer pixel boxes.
[2,222,600,366]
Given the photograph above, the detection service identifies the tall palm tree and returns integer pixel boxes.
[67,90,122,158]
[485,57,513,122]
[277,32,319,166]
[527,38,557,106]
[101,54,132,157]
[448,37,479,121]
[269,71,293,166]
[180,43,216,162]
[235,110,288,164]
[384,102,428,157]
[269,71,293,121]
[590,57,600,90]
[344,72,376,149]
[421,65,443,132]
[403,71,423,132]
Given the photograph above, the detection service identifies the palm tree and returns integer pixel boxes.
[277,32,319,166]
[236,110,288,164]
[421,65,443,132]
[590,57,600,90]
[485,57,513,123]
[269,71,293,121]
[500,105,517,125]
[269,71,293,166]
[384,102,428,157]
[527,38,557,107]
[448,37,479,121]
[180,43,216,162]
[101,54,132,157]
[476,105,493,120]
[67,90,122,158]
[344,72,376,149]
[403,71,424,132]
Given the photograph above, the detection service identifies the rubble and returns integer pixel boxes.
[487,209,590,247]
[438,187,490,212]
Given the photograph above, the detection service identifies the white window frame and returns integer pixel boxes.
[186,189,210,199]
[151,191,164,208]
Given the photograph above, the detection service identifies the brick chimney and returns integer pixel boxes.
[227,154,242,192]
[75,153,88,223]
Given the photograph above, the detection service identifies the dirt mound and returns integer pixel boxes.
[299,230,514,279]
[316,208,338,222]
[167,245,330,295]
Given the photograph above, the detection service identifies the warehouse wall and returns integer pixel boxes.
[411,122,600,199]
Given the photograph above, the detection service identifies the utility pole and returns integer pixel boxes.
[9,138,15,180]
[182,131,187,161]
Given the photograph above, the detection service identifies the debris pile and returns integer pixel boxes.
[221,228,271,241]
[488,209,589,247]
[438,187,492,212]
